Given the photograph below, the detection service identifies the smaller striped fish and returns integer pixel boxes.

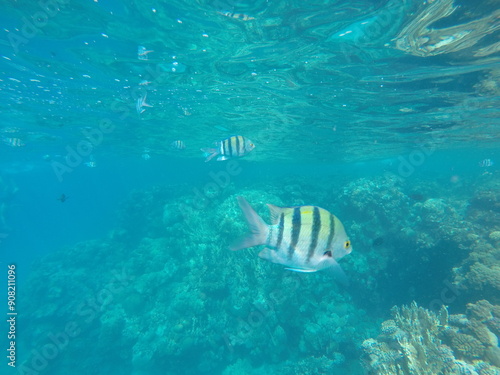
[201,135,255,162]
[230,197,352,283]
[171,140,186,150]
[217,10,255,21]
[478,159,494,167]
[2,137,25,147]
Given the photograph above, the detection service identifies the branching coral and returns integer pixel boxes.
[362,301,500,375]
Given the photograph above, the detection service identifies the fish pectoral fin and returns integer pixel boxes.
[323,259,349,287]
[285,267,317,273]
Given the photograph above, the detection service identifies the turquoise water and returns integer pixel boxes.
[1,0,499,374]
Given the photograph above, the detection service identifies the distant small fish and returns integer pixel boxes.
[201,135,255,162]
[479,159,494,167]
[57,194,68,203]
[138,45,154,60]
[171,140,186,150]
[1,127,20,134]
[372,237,384,247]
[2,137,25,147]
[139,80,152,86]
[230,197,352,283]
[217,10,255,21]
[85,155,96,168]
[409,193,425,201]
[136,93,153,114]
[141,148,151,160]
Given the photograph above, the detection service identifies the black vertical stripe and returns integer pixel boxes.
[326,214,335,250]
[276,213,284,249]
[288,207,301,259]
[222,139,227,156]
[266,223,273,244]
[235,136,241,156]
[307,207,321,262]
[227,137,233,156]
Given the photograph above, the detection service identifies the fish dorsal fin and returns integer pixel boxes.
[267,204,285,225]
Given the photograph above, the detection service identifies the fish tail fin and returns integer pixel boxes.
[201,148,218,162]
[230,196,269,251]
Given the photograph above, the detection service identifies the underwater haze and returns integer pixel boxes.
[1,0,499,374]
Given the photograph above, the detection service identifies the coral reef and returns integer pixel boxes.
[335,172,478,311]
[336,170,500,312]
[362,301,500,375]
[17,170,500,374]
[18,184,373,375]
[452,178,500,305]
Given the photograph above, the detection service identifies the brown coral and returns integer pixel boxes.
[462,263,500,293]
[380,319,398,335]
[444,330,485,359]
[486,317,500,338]
[466,319,497,347]
[467,300,495,321]
[485,346,500,368]
[363,302,500,374]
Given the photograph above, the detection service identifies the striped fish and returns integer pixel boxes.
[230,197,352,282]
[478,158,494,167]
[171,140,186,150]
[201,135,255,162]
[217,10,255,21]
[2,137,25,147]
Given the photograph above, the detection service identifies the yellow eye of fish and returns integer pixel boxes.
[344,241,351,249]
